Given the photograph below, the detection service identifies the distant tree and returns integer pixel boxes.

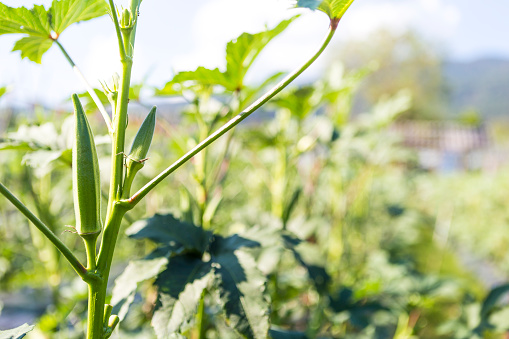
[333,30,448,120]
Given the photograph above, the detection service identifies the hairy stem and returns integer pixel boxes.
[54,40,112,133]
[126,22,338,207]
[0,182,88,280]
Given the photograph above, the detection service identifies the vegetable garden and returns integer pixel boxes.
[1,0,509,338]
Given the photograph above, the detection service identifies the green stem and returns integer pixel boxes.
[54,40,112,133]
[106,59,133,216]
[126,21,338,207]
[84,236,98,271]
[0,182,88,280]
[89,206,126,338]
[87,281,104,339]
[107,0,127,61]
[85,2,136,336]
[196,290,207,339]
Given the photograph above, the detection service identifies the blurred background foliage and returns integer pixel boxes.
[2,23,509,338]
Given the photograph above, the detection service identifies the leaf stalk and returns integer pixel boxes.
[126,22,338,206]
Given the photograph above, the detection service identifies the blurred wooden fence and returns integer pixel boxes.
[391,121,509,172]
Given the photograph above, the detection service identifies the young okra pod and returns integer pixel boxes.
[122,106,157,198]
[126,106,156,173]
[72,94,102,239]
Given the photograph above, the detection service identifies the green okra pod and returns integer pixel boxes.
[127,106,156,171]
[122,106,157,198]
[72,94,102,238]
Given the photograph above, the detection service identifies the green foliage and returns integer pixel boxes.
[318,0,356,19]
[116,213,270,338]
[296,0,356,20]
[158,18,296,94]
[0,0,107,63]
[0,120,74,171]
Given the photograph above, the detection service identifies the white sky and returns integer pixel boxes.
[0,0,507,107]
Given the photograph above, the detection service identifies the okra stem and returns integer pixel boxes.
[0,182,88,280]
[54,40,113,133]
[126,20,339,207]
[107,0,127,61]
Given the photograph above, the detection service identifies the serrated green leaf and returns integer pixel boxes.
[0,323,35,339]
[152,256,213,339]
[111,257,168,321]
[296,0,356,20]
[12,35,53,63]
[157,19,296,94]
[0,3,51,37]
[50,0,107,34]
[243,226,329,292]
[0,0,107,63]
[210,234,260,255]
[318,0,356,19]
[225,17,297,90]
[211,238,269,339]
[157,67,232,95]
[126,213,213,255]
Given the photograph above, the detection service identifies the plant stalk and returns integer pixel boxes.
[196,290,207,339]
[126,21,338,206]
[84,2,136,337]
[87,281,103,339]
[54,40,113,133]
[107,0,127,61]
[0,182,88,280]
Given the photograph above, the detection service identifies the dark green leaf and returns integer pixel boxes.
[243,225,328,291]
[111,257,168,321]
[0,323,35,339]
[210,234,260,255]
[269,328,309,339]
[481,283,509,319]
[289,242,330,293]
[126,213,213,254]
[328,287,388,330]
[152,256,213,338]
[211,238,269,339]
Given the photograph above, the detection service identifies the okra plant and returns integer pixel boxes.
[0,0,356,338]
